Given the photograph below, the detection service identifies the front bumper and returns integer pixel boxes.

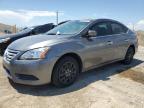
[3,57,57,85]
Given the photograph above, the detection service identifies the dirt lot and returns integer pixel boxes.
[0,46,144,108]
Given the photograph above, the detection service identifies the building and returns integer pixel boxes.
[0,23,17,35]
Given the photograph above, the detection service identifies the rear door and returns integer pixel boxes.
[110,22,129,59]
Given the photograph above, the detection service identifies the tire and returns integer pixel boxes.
[0,49,4,56]
[52,56,80,87]
[122,47,135,65]
[0,47,6,56]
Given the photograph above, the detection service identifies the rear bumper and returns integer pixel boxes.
[3,57,57,85]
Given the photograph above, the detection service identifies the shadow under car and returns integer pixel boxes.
[9,59,144,96]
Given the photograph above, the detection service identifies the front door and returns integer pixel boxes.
[81,21,116,69]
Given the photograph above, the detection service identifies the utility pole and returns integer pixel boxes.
[132,23,135,31]
[56,11,63,25]
[56,11,59,25]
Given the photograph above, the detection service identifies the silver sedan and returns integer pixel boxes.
[3,19,138,87]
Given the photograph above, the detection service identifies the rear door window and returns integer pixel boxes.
[33,24,54,34]
[111,23,128,34]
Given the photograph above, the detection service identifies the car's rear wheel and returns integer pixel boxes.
[122,47,135,65]
[52,56,80,87]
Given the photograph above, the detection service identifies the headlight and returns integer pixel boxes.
[0,38,10,43]
[20,47,50,60]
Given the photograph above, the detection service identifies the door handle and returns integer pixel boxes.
[107,41,113,45]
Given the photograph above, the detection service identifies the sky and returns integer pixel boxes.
[0,0,144,30]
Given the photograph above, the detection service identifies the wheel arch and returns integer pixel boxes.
[51,52,83,81]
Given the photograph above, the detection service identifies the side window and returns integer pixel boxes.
[90,22,111,36]
[111,23,128,34]
[33,25,54,34]
[33,26,43,34]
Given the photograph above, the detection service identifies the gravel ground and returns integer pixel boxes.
[0,46,144,108]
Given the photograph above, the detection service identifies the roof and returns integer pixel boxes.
[73,18,121,23]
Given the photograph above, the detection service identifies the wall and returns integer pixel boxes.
[0,23,17,34]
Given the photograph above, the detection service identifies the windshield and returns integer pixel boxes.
[46,21,90,35]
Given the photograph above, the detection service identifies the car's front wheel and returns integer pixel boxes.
[52,56,80,87]
[122,47,135,65]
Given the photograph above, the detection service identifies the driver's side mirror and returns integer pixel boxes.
[88,30,97,37]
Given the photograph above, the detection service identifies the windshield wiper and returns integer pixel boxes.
[47,33,63,35]
[47,33,56,35]
[47,33,57,35]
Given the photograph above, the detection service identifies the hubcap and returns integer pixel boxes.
[59,62,77,84]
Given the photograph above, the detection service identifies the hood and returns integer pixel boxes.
[0,30,31,39]
[8,34,70,51]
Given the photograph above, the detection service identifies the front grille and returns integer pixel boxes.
[4,49,20,62]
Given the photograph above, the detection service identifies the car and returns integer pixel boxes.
[0,23,55,55]
[3,19,138,87]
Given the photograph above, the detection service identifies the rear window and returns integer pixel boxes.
[111,23,128,34]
